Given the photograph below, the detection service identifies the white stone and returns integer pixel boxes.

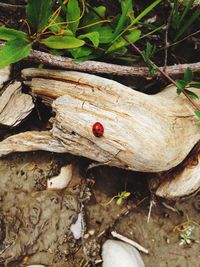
[102,240,146,267]
[70,213,83,240]
[47,164,72,190]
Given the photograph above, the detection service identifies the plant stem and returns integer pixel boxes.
[123,38,200,111]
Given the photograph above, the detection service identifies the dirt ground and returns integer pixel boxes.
[0,152,199,267]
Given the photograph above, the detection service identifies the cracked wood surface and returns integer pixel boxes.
[0,81,34,128]
[15,68,200,172]
[0,68,199,198]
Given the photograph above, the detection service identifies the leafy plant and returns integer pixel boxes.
[176,68,200,99]
[102,191,131,206]
[0,0,163,67]
[0,27,31,68]
[115,191,131,206]
[141,42,157,75]
[173,215,199,246]
[170,0,200,40]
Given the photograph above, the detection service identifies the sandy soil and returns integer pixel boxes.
[0,152,199,267]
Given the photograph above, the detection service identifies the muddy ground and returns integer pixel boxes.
[0,152,199,267]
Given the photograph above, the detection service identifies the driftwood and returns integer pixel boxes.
[153,148,200,199]
[28,49,200,78]
[0,81,34,128]
[0,65,11,89]
[0,131,66,156]
[0,68,199,198]
[13,68,200,172]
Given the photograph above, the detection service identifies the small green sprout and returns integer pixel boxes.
[173,215,199,246]
[179,225,194,245]
[116,191,131,206]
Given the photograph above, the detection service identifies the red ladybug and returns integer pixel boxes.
[92,122,104,137]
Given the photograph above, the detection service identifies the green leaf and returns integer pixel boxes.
[42,35,85,49]
[66,0,81,35]
[184,68,193,83]
[176,79,187,90]
[26,0,52,33]
[113,0,132,39]
[116,198,123,206]
[176,88,182,95]
[107,29,141,52]
[174,7,200,40]
[184,89,199,100]
[119,0,134,20]
[113,0,161,42]
[48,16,63,33]
[0,27,28,41]
[0,39,31,68]
[98,26,113,44]
[194,111,200,118]
[82,6,106,30]
[178,0,195,26]
[79,32,99,47]
[62,29,74,36]
[69,46,93,59]
[57,0,67,13]
[190,82,200,89]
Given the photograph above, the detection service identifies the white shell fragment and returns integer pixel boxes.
[27,265,45,267]
[70,213,83,240]
[0,66,11,89]
[47,164,72,190]
[102,240,146,267]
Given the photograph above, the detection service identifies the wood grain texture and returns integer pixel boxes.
[21,68,200,172]
[0,81,34,127]
[0,68,199,198]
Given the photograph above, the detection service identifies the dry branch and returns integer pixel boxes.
[28,49,200,78]
[0,131,66,156]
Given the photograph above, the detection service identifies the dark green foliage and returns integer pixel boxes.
[0,0,164,66]
[176,68,200,100]
[26,0,52,33]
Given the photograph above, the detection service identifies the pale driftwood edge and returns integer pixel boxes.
[0,68,199,198]
[0,81,34,127]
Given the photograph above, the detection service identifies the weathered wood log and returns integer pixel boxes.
[0,68,199,198]
[0,81,34,128]
[21,68,200,173]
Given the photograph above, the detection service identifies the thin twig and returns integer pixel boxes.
[111,231,149,254]
[126,41,200,111]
